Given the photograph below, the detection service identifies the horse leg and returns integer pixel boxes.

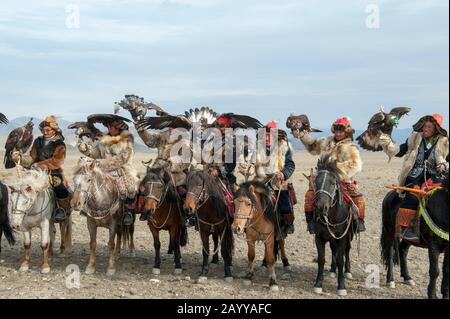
[280,239,291,272]
[59,221,66,256]
[336,241,347,296]
[150,226,162,275]
[129,224,136,256]
[106,223,117,276]
[0,227,3,255]
[266,238,278,292]
[19,231,31,272]
[399,240,414,285]
[199,231,210,281]
[344,241,352,279]
[244,241,256,285]
[314,237,326,294]
[85,219,97,275]
[115,227,122,256]
[171,226,182,275]
[386,244,396,288]
[427,247,440,299]
[48,222,56,259]
[329,241,337,278]
[442,247,449,299]
[211,234,219,265]
[40,220,51,274]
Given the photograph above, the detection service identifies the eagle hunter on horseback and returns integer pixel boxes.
[370,112,449,299]
[287,115,366,234]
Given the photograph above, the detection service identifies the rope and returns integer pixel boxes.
[419,189,449,241]
[149,202,173,230]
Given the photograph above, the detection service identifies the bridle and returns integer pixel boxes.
[315,170,341,209]
[12,188,52,218]
[187,183,210,212]
[143,179,171,210]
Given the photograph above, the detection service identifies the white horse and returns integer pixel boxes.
[9,168,72,273]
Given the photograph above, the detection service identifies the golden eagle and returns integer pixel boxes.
[4,118,34,169]
[357,106,411,151]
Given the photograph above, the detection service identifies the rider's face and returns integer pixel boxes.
[334,129,346,142]
[43,126,56,139]
[422,121,437,139]
[108,124,120,136]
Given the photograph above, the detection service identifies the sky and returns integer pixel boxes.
[0,0,448,130]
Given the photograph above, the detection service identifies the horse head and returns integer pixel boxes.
[184,169,207,217]
[10,169,50,231]
[314,154,342,219]
[71,158,98,212]
[140,165,171,217]
[232,183,258,235]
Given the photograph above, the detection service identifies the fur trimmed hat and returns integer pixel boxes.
[39,115,62,134]
[331,117,355,140]
[413,113,447,137]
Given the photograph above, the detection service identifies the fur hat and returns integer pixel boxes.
[413,113,447,137]
[39,115,62,134]
[331,117,355,140]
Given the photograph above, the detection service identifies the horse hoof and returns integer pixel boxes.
[404,279,415,286]
[270,285,279,292]
[314,287,323,294]
[174,268,183,275]
[243,280,252,287]
[19,266,29,273]
[198,276,208,283]
[345,273,353,280]
[152,268,161,275]
[337,289,347,297]
[388,281,396,289]
[107,269,116,276]
[85,267,96,275]
[329,272,336,278]
[41,267,51,274]
[224,277,233,283]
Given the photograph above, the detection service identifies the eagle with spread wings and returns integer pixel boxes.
[137,107,263,130]
[4,118,34,169]
[0,113,8,125]
[357,106,411,151]
[114,94,168,121]
[68,114,132,142]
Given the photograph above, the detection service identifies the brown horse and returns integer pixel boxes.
[232,181,286,291]
[137,165,187,275]
[184,169,234,282]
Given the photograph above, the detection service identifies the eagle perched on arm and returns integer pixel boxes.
[68,121,103,142]
[4,118,34,169]
[356,106,411,151]
[286,114,322,138]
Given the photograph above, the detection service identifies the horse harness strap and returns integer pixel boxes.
[12,189,53,217]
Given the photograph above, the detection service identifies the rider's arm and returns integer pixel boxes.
[135,125,163,148]
[77,140,101,159]
[297,132,327,155]
[281,147,296,180]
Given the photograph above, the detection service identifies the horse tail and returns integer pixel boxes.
[274,238,280,261]
[223,218,234,256]
[0,182,15,246]
[64,214,73,251]
[380,191,399,268]
[117,224,133,250]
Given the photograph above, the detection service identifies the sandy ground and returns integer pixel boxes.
[0,152,445,299]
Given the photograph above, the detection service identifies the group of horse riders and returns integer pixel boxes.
[5,98,449,244]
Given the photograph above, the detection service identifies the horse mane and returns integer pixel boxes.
[143,166,178,203]
[317,153,342,183]
[14,169,50,191]
[186,169,227,214]
[236,181,277,225]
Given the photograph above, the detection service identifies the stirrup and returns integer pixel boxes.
[53,207,67,223]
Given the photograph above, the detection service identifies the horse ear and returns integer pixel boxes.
[249,185,256,195]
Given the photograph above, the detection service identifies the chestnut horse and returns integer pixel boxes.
[137,165,187,275]
[232,181,286,291]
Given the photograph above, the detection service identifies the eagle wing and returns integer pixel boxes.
[0,113,8,124]
[137,115,192,130]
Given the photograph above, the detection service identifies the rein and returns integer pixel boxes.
[12,188,52,218]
